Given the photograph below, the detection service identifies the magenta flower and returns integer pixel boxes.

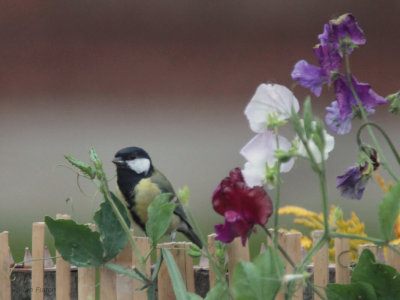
[212,168,273,245]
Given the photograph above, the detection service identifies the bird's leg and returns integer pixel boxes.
[170,231,176,242]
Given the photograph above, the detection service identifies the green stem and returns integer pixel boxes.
[184,209,225,281]
[345,55,399,181]
[330,232,386,245]
[273,128,281,249]
[319,159,330,235]
[96,177,147,273]
[297,232,328,272]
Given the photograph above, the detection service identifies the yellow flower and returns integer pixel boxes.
[279,205,367,261]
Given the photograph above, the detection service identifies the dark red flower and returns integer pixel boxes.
[212,168,273,245]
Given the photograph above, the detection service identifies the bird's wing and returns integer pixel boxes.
[150,169,175,194]
[150,169,193,227]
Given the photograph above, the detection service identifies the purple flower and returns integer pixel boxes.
[325,101,353,135]
[291,60,327,97]
[333,13,366,53]
[313,44,342,80]
[337,148,379,200]
[334,75,386,121]
[337,166,368,200]
[212,168,273,245]
[291,13,365,96]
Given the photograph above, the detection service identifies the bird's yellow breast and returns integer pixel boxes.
[134,178,161,223]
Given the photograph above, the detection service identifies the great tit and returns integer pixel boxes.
[112,146,202,248]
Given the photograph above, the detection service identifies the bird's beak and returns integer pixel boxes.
[112,157,124,165]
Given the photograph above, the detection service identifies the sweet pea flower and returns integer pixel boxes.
[212,168,273,245]
[244,83,300,133]
[325,101,353,135]
[336,166,368,200]
[335,75,386,118]
[337,147,379,200]
[240,131,295,187]
[295,121,335,163]
[291,60,327,97]
[291,13,365,97]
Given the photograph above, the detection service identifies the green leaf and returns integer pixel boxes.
[326,282,377,300]
[187,293,203,300]
[45,216,104,267]
[378,181,400,241]
[64,155,95,179]
[146,193,176,246]
[205,280,229,300]
[351,248,400,298]
[93,192,131,261]
[232,246,284,300]
[303,96,313,139]
[161,248,188,300]
[104,262,144,282]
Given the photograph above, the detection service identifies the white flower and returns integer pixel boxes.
[244,83,300,133]
[240,131,295,187]
[295,121,335,163]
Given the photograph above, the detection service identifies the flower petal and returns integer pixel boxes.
[325,101,353,135]
[240,131,295,174]
[336,166,368,200]
[291,60,327,97]
[244,83,300,132]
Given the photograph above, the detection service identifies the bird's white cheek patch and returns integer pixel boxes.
[127,158,151,175]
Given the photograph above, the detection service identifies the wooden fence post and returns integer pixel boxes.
[78,224,96,300]
[132,236,151,300]
[313,230,328,300]
[32,222,45,300]
[0,231,11,300]
[100,263,117,299]
[285,232,303,300]
[334,237,350,284]
[158,242,195,299]
[56,214,72,300]
[386,244,400,272]
[227,237,249,286]
[207,234,218,289]
[269,230,287,300]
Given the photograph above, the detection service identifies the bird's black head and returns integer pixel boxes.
[112,146,153,176]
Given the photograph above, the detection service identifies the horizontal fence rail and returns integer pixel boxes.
[1,216,400,299]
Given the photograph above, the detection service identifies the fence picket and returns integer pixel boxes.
[0,231,11,300]
[78,223,96,300]
[386,244,400,272]
[334,237,350,284]
[285,232,303,300]
[32,222,45,300]
[207,234,218,289]
[227,236,249,286]
[313,230,328,300]
[56,214,72,300]
[132,236,151,300]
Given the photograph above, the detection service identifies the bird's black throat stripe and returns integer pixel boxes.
[116,167,152,231]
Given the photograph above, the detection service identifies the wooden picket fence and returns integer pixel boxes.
[1,216,400,300]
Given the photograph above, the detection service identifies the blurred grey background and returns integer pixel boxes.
[1,0,400,260]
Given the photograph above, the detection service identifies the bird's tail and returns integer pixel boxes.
[178,225,202,249]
